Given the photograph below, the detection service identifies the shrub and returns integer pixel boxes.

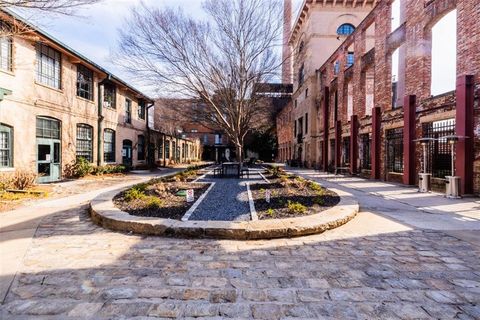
[268,166,284,178]
[287,200,307,215]
[75,157,93,177]
[309,182,323,192]
[124,184,148,202]
[313,196,325,206]
[0,173,14,191]
[266,208,275,216]
[92,164,127,175]
[12,170,37,190]
[144,196,163,209]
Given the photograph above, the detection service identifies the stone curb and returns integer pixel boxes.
[89,180,359,240]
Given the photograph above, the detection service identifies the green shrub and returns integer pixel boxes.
[266,208,275,216]
[313,196,325,206]
[0,173,14,191]
[144,196,163,208]
[124,185,147,202]
[75,157,93,177]
[287,200,307,215]
[309,182,323,192]
[92,164,127,175]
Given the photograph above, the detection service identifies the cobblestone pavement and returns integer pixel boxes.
[1,203,479,319]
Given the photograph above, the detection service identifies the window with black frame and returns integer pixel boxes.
[125,99,132,124]
[165,141,170,159]
[76,124,93,162]
[360,133,371,170]
[103,129,115,162]
[342,137,350,166]
[422,119,455,178]
[137,135,145,160]
[0,123,13,168]
[36,43,61,89]
[138,100,146,120]
[103,83,116,109]
[76,65,93,100]
[158,139,163,158]
[386,128,403,173]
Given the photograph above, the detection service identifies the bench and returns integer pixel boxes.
[213,167,223,178]
[240,168,249,178]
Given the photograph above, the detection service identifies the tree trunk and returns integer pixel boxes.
[236,144,243,165]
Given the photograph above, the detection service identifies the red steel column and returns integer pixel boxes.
[322,87,330,171]
[371,107,381,179]
[335,120,341,169]
[350,115,358,175]
[455,75,474,195]
[403,95,416,185]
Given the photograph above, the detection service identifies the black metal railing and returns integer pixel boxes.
[422,119,455,178]
[386,128,403,173]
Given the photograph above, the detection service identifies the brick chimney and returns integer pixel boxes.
[282,0,292,84]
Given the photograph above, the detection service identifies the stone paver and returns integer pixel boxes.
[1,166,479,319]
[1,204,479,319]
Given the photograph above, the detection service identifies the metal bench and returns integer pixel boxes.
[240,167,249,178]
[213,167,223,178]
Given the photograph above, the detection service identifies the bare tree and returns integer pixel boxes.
[116,0,284,162]
[0,0,100,13]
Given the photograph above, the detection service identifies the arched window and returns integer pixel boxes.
[103,129,115,162]
[76,124,93,162]
[0,123,13,168]
[137,135,145,160]
[337,23,355,36]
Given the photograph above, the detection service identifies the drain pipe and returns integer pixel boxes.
[97,80,105,166]
[146,102,155,169]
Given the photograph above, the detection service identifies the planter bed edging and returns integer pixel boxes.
[90,184,359,240]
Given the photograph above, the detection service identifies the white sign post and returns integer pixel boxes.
[265,190,271,203]
[186,189,195,202]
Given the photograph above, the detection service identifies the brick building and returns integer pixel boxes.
[278,0,480,196]
[0,9,199,182]
[276,100,294,162]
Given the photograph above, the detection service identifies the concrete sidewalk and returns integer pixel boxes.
[0,168,180,303]
[287,168,480,236]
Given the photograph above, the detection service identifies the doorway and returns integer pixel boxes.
[36,117,61,183]
[122,139,133,167]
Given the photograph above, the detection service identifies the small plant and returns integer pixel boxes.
[266,208,275,216]
[259,188,265,194]
[12,170,37,190]
[268,166,284,178]
[287,200,307,215]
[145,196,163,208]
[308,182,323,192]
[124,184,148,202]
[0,173,14,191]
[74,157,93,177]
[313,196,325,206]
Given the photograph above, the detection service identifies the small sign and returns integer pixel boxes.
[265,190,271,203]
[45,154,51,161]
[122,149,127,156]
[186,189,194,202]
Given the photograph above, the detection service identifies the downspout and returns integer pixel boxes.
[162,133,166,167]
[146,102,155,169]
[97,81,105,166]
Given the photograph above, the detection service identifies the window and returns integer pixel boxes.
[138,100,146,120]
[36,117,60,139]
[337,23,355,36]
[0,35,12,71]
[76,65,93,100]
[422,119,455,178]
[386,128,403,173]
[333,61,340,75]
[103,129,115,162]
[125,99,132,124]
[305,89,308,98]
[158,139,163,158]
[346,52,354,68]
[294,120,297,137]
[137,135,145,160]
[305,113,308,134]
[298,40,304,53]
[103,83,116,109]
[215,134,222,145]
[294,100,297,108]
[342,137,350,166]
[36,43,61,89]
[360,133,371,170]
[0,124,13,168]
[203,134,208,144]
[298,63,305,85]
[165,141,170,159]
[76,124,93,162]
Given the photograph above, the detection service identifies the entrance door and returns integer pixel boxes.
[37,138,61,183]
[36,117,61,183]
[122,139,132,167]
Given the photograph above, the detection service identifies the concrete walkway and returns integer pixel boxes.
[287,168,480,243]
[0,168,180,303]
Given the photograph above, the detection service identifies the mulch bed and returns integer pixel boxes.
[114,181,209,220]
[251,173,339,220]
